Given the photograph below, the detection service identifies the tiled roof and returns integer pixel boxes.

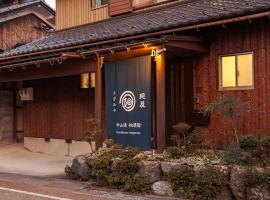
[0,0,54,15]
[2,0,270,57]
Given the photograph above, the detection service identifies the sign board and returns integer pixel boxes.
[105,56,152,149]
[19,88,33,101]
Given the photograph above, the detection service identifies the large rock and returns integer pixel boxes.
[151,181,174,197]
[229,166,256,200]
[139,161,162,184]
[70,155,91,181]
[161,161,182,174]
[216,187,233,200]
[247,186,270,200]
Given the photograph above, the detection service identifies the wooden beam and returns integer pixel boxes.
[104,46,157,61]
[0,59,96,82]
[156,52,166,151]
[95,56,104,148]
[166,41,209,53]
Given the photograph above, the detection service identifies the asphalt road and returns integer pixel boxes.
[0,173,179,200]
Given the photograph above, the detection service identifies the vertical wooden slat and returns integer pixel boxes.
[156,53,166,151]
[56,0,109,30]
[95,57,104,147]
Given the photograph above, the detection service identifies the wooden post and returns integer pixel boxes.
[95,56,104,148]
[155,53,166,151]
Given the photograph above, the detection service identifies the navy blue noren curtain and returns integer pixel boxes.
[105,56,152,149]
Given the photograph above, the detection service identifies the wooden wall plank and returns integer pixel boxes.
[192,19,270,148]
[0,14,48,51]
[56,0,109,30]
[23,75,95,140]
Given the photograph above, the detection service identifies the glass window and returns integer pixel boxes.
[92,0,108,9]
[220,53,254,90]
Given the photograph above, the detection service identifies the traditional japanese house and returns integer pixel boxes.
[0,0,54,141]
[0,0,269,155]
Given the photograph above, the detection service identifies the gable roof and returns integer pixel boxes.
[0,0,55,27]
[0,0,55,15]
[2,0,270,58]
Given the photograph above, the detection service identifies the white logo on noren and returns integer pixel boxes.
[119,91,136,112]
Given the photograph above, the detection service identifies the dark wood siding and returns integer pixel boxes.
[0,14,48,51]
[109,0,132,16]
[192,19,270,148]
[23,76,95,140]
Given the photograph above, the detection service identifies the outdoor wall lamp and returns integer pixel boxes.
[80,73,90,89]
[80,72,95,89]
[151,48,166,57]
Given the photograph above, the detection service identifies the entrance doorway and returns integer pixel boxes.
[165,59,193,146]
[104,56,153,149]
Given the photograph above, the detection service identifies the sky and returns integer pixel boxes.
[45,0,56,9]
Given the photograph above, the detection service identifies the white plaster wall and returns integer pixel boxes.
[24,137,95,157]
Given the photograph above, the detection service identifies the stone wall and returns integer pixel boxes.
[0,90,14,140]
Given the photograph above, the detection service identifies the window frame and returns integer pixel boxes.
[218,51,255,91]
[91,0,108,10]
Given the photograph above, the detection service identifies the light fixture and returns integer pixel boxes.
[151,48,166,57]
[80,72,96,89]
[90,72,96,88]
[80,73,90,89]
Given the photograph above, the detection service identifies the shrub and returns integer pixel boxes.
[223,147,263,166]
[106,157,141,187]
[166,146,185,159]
[262,137,270,150]
[239,136,258,150]
[166,165,226,200]
[223,147,243,165]
[165,164,195,190]
[91,155,112,185]
[119,147,140,159]
[260,170,270,188]
[123,174,149,193]
[191,167,227,200]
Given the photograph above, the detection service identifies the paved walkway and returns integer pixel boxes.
[0,141,72,177]
[0,173,181,200]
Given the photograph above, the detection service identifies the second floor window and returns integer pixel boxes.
[92,0,108,9]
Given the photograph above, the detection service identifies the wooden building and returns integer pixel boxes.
[0,0,54,141]
[0,0,269,154]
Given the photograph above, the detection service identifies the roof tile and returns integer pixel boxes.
[2,0,270,57]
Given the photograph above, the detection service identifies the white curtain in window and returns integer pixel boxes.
[95,0,101,7]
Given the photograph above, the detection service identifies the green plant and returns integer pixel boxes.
[91,155,112,185]
[223,147,243,165]
[262,137,270,150]
[107,158,140,185]
[204,95,250,147]
[260,170,270,188]
[185,127,203,151]
[191,167,227,200]
[165,164,195,190]
[65,165,79,180]
[119,147,140,159]
[171,122,192,148]
[239,136,258,150]
[123,174,149,193]
[77,118,101,152]
[166,146,185,159]
[166,165,226,200]
[223,147,263,166]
